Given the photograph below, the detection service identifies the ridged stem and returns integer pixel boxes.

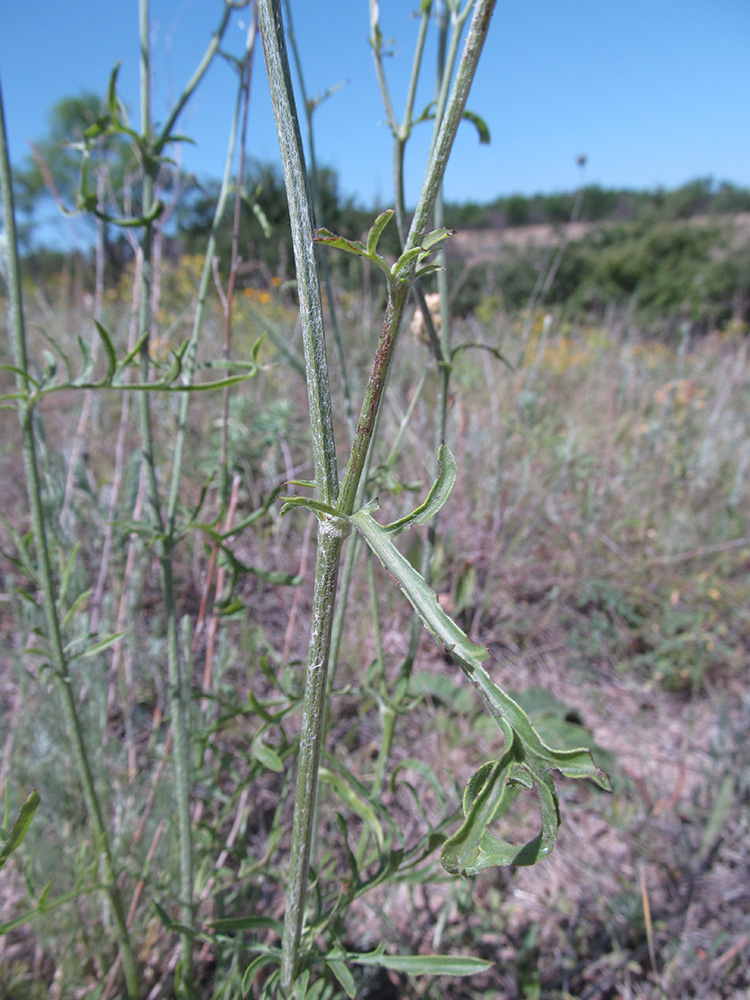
[0,73,140,1000]
[259,0,497,989]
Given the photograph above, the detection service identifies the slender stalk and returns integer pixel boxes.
[137,2,184,987]
[406,2,456,668]
[258,4,344,988]
[370,0,432,245]
[258,0,339,508]
[166,32,248,538]
[280,520,345,988]
[283,0,355,442]
[260,0,496,988]
[342,0,497,516]
[130,6,236,987]
[406,0,496,253]
[0,74,140,1000]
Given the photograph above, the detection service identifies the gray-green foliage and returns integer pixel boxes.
[0,2,611,998]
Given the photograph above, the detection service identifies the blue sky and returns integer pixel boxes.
[1,0,748,215]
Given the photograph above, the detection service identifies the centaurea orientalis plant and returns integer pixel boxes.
[258,0,609,994]
[0,3,612,996]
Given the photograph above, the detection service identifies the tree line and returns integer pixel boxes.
[10,93,750,334]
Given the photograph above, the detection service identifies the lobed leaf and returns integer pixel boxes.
[386,442,456,534]
[315,223,392,282]
[349,445,610,876]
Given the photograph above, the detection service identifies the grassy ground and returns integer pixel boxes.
[1,268,749,998]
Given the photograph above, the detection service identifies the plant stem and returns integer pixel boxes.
[258,0,339,508]
[259,0,497,988]
[283,0,355,442]
[281,520,346,989]
[258,2,342,988]
[0,74,140,1000]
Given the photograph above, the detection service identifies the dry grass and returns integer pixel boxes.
[1,281,749,998]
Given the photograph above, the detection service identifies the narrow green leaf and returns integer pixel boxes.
[0,364,40,388]
[80,631,126,658]
[385,442,456,534]
[36,878,55,912]
[699,772,735,863]
[37,326,73,381]
[60,588,92,628]
[366,209,395,257]
[461,108,491,144]
[74,334,95,384]
[314,228,367,256]
[57,542,82,607]
[319,767,385,852]
[451,340,515,372]
[210,915,282,935]
[390,246,423,277]
[0,789,40,871]
[419,226,457,253]
[107,61,122,114]
[336,813,362,891]
[151,899,172,928]
[251,733,284,773]
[93,320,117,384]
[391,227,455,279]
[41,350,57,383]
[315,226,392,281]
[326,956,357,998]
[414,262,444,281]
[279,495,348,524]
[349,950,492,976]
[349,502,487,671]
[241,953,280,994]
[115,329,149,373]
[251,199,272,237]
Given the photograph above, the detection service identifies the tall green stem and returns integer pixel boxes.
[136,1,190,988]
[283,0,355,442]
[259,0,496,989]
[0,75,140,1000]
[258,0,339,509]
[258,2,341,989]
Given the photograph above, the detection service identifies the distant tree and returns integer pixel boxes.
[540,192,575,225]
[711,181,750,215]
[504,193,531,227]
[660,177,714,220]
[578,185,619,222]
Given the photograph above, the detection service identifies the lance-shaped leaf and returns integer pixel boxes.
[366,208,396,256]
[0,789,40,871]
[386,441,456,534]
[413,101,490,144]
[349,444,610,876]
[440,752,561,875]
[347,945,492,977]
